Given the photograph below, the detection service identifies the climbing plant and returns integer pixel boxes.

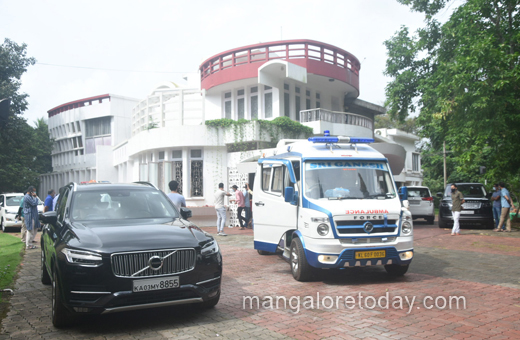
[205,117,313,152]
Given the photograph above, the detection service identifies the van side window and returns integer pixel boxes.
[271,166,284,193]
[261,167,271,192]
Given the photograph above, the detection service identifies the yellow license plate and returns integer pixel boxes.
[355,250,386,259]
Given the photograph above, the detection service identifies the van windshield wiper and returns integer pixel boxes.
[366,194,387,199]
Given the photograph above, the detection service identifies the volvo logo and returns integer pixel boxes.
[148,256,164,271]
[364,222,374,234]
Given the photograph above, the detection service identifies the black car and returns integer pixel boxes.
[437,183,494,229]
[40,182,222,327]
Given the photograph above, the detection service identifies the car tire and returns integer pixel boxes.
[1,217,4,232]
[384,264,409,276]
[290,238,314,282]
[438,218,447,229]
[41,249,51,285]
[426,217,435,224]
[52,266,75,328]
[201,290,220,309]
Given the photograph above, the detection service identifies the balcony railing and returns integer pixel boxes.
[199,39,360,86]
[300,108,373,130]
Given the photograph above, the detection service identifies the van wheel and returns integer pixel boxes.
[52,267,75,327]
[290,238,313,282]
[385,264,409,276]
[257,249,271,255]
[41,249,51,285]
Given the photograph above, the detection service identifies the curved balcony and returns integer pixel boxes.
[199,39,360,92]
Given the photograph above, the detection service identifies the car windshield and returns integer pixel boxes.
[6,196,23,206]
[304,161,396,200]
[71,188,179,221]
[444,184,486,198]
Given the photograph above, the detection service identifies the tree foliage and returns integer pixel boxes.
[385,0,520,196]
[0,38,53,193]
[375,114,418,134]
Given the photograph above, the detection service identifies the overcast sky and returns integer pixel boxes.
[1,0,458,126]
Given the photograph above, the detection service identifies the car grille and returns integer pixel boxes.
[111,248,196,278]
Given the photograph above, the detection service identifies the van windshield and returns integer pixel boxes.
[304,161,396,200]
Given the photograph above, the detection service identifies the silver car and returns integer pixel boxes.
[404,186,435,224]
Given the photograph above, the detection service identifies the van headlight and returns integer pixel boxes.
[61,249,103,267]
[201,240,220,256]
[401,221,413,235]
[317,224,329,236]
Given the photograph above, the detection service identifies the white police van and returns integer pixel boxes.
[252,134,413,281]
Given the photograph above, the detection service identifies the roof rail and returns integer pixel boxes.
[133,181,158,189]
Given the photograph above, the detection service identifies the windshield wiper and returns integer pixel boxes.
[327,196,358,200]
[366,194,387,199]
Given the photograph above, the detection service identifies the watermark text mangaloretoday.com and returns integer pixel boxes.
[243,292,466,314]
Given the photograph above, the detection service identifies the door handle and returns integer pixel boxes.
[255,201,264,206]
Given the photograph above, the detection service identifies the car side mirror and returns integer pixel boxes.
[399,187,408,201]
[41,211,57,225]
[284,186,298,205]
[436,192,443,198]
[180,207,192,220]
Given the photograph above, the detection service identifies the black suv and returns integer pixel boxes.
[40,182,222,327]
[437,183,494,229]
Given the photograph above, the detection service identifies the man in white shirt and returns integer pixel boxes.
[167,180,186,213]
[214,183,231,236]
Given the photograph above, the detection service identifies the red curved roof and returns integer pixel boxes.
[199,39,360,91]
[47,94,111,117]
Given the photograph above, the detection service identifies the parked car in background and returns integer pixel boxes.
[0,193,44,232]
[399,186,435,224]
[40,182,222,327]
[437,183,494,229]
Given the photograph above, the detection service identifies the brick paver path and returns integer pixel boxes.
[1,223,519,339]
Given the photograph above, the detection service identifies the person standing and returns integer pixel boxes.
[214,183,231,236]
[232,185,246,230]
[44,189,55,212]
[242,184,252,229]
[23,186,41,249]
[496,182,514,232]
[491,184,502,231]
[450,184,465,236]
[18,196,26,243]
[167,180,186,212]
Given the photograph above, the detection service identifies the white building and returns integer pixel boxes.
[374,128,423,186]
[41,39,418,225]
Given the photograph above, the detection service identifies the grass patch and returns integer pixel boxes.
[0,233,24,302]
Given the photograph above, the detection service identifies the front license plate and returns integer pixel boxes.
[133,276,179,292]
[355,250,386,259]
[460,210,475,214]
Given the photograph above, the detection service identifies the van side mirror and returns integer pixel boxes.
[41,211,57,225]
[398,186,408,201]
[180,207,192,220]
[284,186,296,205]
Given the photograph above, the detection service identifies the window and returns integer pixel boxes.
[412,153,420,172]
[250,86,258,119]
[271,166,284,193]
[172,150,182,159]
[85,117,111,138]
[158,151,165,160]
[306,89,311,110]
[224,92,232,119]
[171,150,183,195]
[264,86,273,118]
[190,149,203,197]
[262,167,271,191]
[295,95,301,122]
[237,89,245,120]
[316,92,321,108]
[284,83,290,117]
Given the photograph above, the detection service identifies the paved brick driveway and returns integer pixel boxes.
[1,223,519,339]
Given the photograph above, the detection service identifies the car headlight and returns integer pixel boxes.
[61,249,103,267]
[317,223,329,236]
[401,221,413,235]
[201,240,220,256]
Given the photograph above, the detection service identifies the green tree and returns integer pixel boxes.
[384,0,520,194]
[0,39,53,193]
[375,114,418,134]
